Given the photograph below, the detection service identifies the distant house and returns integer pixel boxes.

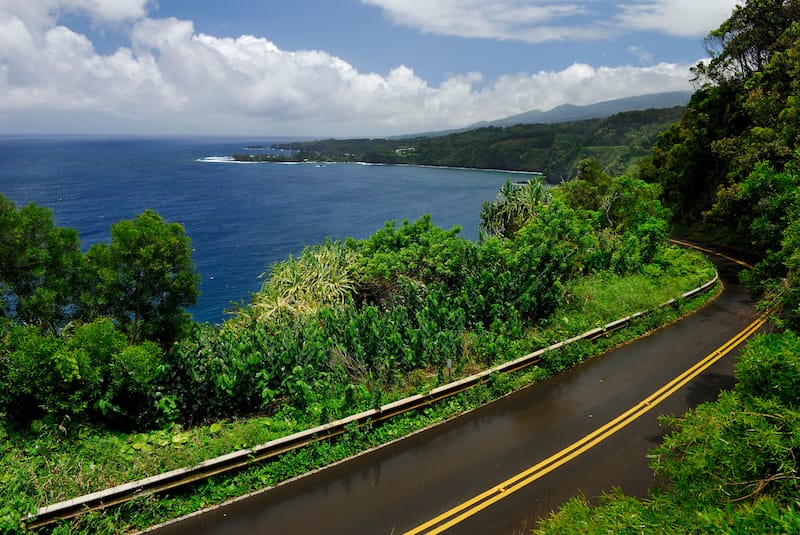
[394,147,416,156]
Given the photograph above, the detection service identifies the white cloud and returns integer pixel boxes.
[615,0,742,37]
[0,0,697,137]
[362,0,741,41]
[0,0,151,29]
[361,0,604,42]
[0,8,170,114]
[481,62,693,116]
[60,0,151,23]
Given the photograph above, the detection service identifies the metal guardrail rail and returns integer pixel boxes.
[26,271,720,530]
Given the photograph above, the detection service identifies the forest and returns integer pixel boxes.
[3,0,800,532]
[253,105,685,180]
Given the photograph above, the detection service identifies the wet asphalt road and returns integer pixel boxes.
[147,254,759,535]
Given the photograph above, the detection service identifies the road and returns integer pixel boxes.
[147,254,760,535]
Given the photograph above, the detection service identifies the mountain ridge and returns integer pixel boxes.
[403,91,692,138]
[479,91,693,127]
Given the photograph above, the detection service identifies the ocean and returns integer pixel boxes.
[0,136,519,323]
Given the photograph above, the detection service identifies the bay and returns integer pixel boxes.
[0,136,518,323]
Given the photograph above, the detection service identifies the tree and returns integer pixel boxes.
[0,195,85,333]
[693,0,800,87]
[559,158,612,212]
[479,178,552,238]
[85,209,199,345]
[642,2,800,233]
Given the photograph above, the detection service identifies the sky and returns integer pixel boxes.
[0,0,742,138]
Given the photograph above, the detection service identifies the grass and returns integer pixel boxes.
[2,247,718,534]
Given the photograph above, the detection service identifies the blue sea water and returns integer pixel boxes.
[0,136,518,323]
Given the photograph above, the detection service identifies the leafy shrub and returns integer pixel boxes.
[735,332,800,407]
[355,215,472,305]
[0,318,167,429]
[654,390,800,507]
[1,325,71,421]
[165,323,266,420]
[651,335,800,509]
[99,341,164,428]
[697,497,800,534]
[241,239,361,323]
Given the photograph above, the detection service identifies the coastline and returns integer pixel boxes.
[203,154,545,177]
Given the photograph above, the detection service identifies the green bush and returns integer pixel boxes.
[0,318,167,430]
[354,214,472,306]
[99,341,164,428]
[735,332,800,406]
[697,497,800,534]
[1,325,70,421]
[654,390,800,507]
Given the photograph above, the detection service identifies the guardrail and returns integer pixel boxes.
[26,271,720,530]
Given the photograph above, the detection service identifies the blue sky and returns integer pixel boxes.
[0,1,741,137]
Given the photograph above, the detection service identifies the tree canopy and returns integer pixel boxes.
[0,197,199,345]
[638,0,800,326]
[694,0,800,86]
[86,209,199,345]
[0,196,84,333]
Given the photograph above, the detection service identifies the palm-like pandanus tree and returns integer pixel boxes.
[479,178,552,239]
[234,240,360,324]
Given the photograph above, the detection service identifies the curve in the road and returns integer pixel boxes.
[147,248,761,535]
[405,313,766,534]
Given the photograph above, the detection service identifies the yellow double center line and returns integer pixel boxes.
[405,313,767,534]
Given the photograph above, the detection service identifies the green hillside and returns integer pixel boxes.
[265,106,685,180]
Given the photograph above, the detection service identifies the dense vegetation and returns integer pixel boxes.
[0,206,197,429]
[252,106,685,180]
[638,0,800,329]
[0,170,671,432]
[0,158,716,531]
[537,0,800,532]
